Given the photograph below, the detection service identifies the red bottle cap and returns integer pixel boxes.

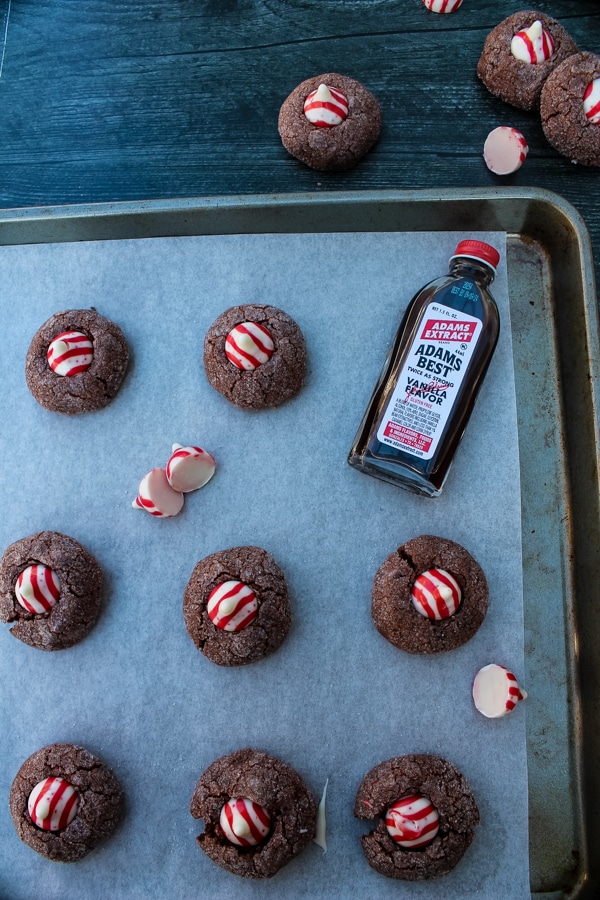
[451,240,500,270]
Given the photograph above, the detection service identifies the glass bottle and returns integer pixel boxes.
[347,239,501,497]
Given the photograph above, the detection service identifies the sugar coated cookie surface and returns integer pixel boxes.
[278,72,381,172]
[26,308,129,414]
[183,546,291,666]
[204,304,306,409]
[355,754,479,880]
[10,743,124,862]
[477,11,578,110]
[191,748,316,878]
[0,531,103,650]
[541,52,600,167]
[371,535,488,654]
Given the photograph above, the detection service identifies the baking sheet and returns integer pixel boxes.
[0,229,529,899]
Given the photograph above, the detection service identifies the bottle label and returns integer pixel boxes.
[376,302,482,460]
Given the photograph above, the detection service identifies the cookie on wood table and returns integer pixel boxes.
[190,747,316,878]
[371,535,488,654]
[26,308,129,414]
[203,304,306,410]
[354,754,479,880]
[183,546,292,666]
[477,11,578,110]
[0,531,103,651]
[9,742,124,862]
[540,52,600,167]
[278,73,381,171]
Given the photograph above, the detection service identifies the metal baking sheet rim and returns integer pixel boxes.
[0,187,598,899]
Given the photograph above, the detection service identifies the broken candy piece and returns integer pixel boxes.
[132,468,184,517]
[166,443,216,492]
[472,663,527,718]
[483,126,528,174]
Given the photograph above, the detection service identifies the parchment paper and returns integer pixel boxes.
[0,230,529,899]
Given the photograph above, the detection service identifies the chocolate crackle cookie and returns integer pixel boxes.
[183,546,292,666]
[371,535,488,654]
[190,747,316,879]
[477,11,578,110]
[203,304,306,410]
[540,52,600,167]
[10,742,124,862]
[26,308,129,414]
[0,531,103,650]
[278,73,381,171]
[354,754,479,881]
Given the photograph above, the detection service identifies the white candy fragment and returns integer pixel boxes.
[483,127,528,175]
[166,443,216,493]
[473,664,527,718]
[132,468,184,517]
[313,779,328,851]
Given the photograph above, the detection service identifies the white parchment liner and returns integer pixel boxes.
[0,231,528,899]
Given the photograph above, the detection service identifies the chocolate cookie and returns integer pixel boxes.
[203,304,306,410]
[540,52,600,167]
[10,742,124,862]
[183,546,291,666]
[26,308,129,414]
[371,535,488,654]
[0,531,103,650]
[477,11,578,110]
[354,754,479,881]
[190,747,317,879]
[278,73,381,172]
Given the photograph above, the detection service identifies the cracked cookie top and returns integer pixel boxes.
[0,531,103,650]
[183,545,292,666]
[190,747,316,878]
[203,304,307,409]
[354,754,479,880]
[371,534,488,653]
[10,742,124,862]
[26,308,129,414]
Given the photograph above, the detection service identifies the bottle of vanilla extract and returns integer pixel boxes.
[348,239,501,497]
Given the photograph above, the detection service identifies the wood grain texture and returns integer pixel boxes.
[0,0,598,270]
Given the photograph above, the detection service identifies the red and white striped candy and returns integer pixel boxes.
[510,20,554,65]
[47,331,94,376]
[483,127,528,175]
[225,322,274,370]
[28,778,79,831]
[220,797,271,846]
[385,795,439,848]
[304,84,349,126]
[422,0,463,12]
[166,443,216,493]
[15,564,60,614]
[207,580,258,632]
[584,78,600,125]
[411,568,461,620]
[473,663,527,718]
[132,468,184,517]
